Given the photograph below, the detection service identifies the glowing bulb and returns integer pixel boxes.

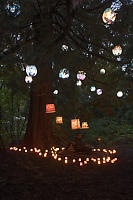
[112,46,122,56]
[102,8,116,24]
[117,91,123,97]
[73,159,76,163]
[100,69,106,74]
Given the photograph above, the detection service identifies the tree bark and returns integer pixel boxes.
[22,66,55,149]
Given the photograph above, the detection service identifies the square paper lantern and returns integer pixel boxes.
[46,104,55,113]
[56,117,63,124]
[71,119,80,129]
[81,122,89,129]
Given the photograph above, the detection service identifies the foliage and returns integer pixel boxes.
[0,0,133,146]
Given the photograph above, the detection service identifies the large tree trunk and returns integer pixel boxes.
[22,66,55,149]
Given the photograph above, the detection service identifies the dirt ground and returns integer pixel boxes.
[0,146,133,200]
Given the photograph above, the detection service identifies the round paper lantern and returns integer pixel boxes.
[97,89,102,95]
[53,90,58,95]
[102,8,116,24]
[25,76,32,83]
[62,45,68,51]
[81,122,89,129]
[90,86,96,92]
[77,71,86,80]
[26,65,37,77]
[56,117,63,124]
[112,46,122,56]
[46,104,55,113]
[117,91,123,97]
[5,1,20,17]
[59,68,69,79]
[71,119,80,130]
[76,80,82,86]
[100,69,106,74]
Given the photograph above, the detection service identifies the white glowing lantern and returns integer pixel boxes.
[102,8,116,24]
[26,65,37,77]
[71,119,81,129]
[53,90,58,95]
[62,44,68,51]
[5,1,20,17]
[77,71,86,80]
[117,91,123,97]
[112,46,122,56]
[59,68,69,79]
[76,80,82,86]
[90,86,96,92]
[56,117,63,124]
[25,76,33,83]
[100,69,106,74]
[97,89,102,95]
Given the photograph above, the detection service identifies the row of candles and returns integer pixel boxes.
[9,146,118,166]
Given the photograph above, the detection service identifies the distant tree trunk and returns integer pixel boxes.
[22,66,55,149]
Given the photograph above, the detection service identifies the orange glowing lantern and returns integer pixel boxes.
[71,119,80,129]
[46,104,55,113]
[81,122,89,129]
[56,116,63,124]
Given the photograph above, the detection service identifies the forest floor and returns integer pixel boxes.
[0,145,133,200]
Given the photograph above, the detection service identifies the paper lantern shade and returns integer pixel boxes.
[81,122,89,129]
[25,76,32,83]
[77,71,86,80]
[26,65,37,77]
[5,1,20,17]
[71,119,80,129]
[117,91,123,97]
[102,8,116,24]
[59,68,69,79]
[46,104,55,113]
[112,46,122,56]
[97,89,102,95]
[100,69,106,74]
[56,117,63,124]
[90,86,96,92]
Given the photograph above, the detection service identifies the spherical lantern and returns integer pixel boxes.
[59,68,69,79]
[100,69,106,74]
[62,44,68,51]
[90,86,96,92]
[46,104,55,113]
[25,76,32,83]
[102,8,116,24]
[53,90,58,95]
[76,80,82,86]
[117,91,123,97]
[71,119,80,130]
[26,65,37,77]
[56,117,63,124]
[112,46,122,56]
[77,71,86,80]
[81,122,89,129]
[5,1,20,17]
[97,89,102,95]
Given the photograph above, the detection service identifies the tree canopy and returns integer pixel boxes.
[0,0,133,146]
